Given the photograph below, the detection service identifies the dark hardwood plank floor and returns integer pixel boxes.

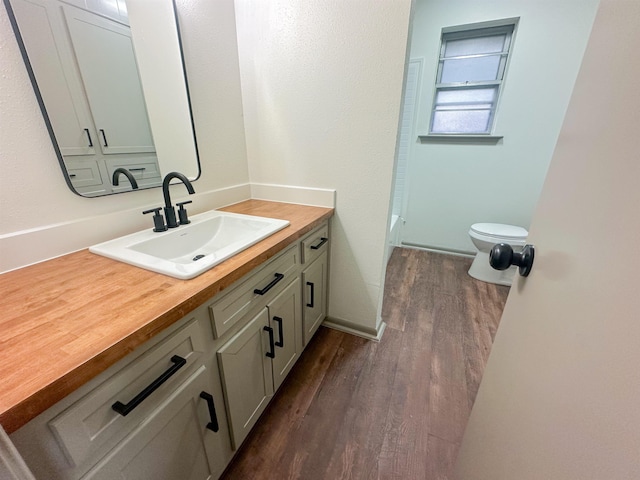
[220,248,509,479]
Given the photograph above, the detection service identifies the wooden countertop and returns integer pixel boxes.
[0,200,333,434]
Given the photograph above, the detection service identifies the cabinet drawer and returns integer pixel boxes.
[81,366,226,480]
[105,157,161,190]
[301,223,329,264]
[48,316,210,468]
[65,159,103,188]
[209,245,299,338]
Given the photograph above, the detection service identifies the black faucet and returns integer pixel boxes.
[162,172,195,228]
[112,168,139,190]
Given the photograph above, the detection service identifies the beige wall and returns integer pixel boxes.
[234,0,412,335]
[456,0,640,476]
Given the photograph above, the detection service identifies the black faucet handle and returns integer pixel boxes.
[142,207,168,232]
[176,201,192,225]
[164,206,178,229]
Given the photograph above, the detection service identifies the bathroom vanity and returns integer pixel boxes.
[0,200,333,479]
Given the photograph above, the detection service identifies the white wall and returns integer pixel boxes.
[234,0,412,336]
[402,0,599,253]
[0,0,250,272]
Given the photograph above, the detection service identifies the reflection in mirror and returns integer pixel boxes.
[4,0,200,197]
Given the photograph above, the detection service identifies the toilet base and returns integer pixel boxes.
[468,251,518,286]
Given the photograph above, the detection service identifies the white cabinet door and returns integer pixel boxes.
[63,5,155,155]
[217,280,302,450]
[82,366,226,480]
[268,278,301,391]
[217,308,274,450]
[301,252,327,346]
[10,0,96,156]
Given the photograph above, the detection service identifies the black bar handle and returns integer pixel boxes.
[100,129,109,147]
[306,281,315,308]
[128,167,146,172]
[199,391,219,432]
[310,237,328,250]
[273,316,284,348]
[84,128,93,147]
[263,326,275,358]
[254,273,284,295]
[112,355,186,416]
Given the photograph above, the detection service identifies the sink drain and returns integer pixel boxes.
[193,254,206,261]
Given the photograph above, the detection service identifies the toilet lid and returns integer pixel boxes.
[471,223,528,239]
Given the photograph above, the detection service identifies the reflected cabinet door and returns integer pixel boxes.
[63,4,156,155]
[10,0,96,156]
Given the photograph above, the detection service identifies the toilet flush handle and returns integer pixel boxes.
[489,243,535,277]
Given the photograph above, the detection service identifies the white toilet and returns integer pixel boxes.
[468,223,528,286]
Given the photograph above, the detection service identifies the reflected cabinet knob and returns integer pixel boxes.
[489,243,535,277]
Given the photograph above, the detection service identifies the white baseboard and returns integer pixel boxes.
[400,242,475,257]
[322,317,386,342]
[250,183,336,208]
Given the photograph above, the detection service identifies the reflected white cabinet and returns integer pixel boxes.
[11,0,96,157]
[9,0,160,194]
[63,4,156,155]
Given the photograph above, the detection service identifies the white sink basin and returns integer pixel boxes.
[89,210,290,279]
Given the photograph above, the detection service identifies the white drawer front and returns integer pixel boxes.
[301,223,329,265]
[209,246,298,339]
[49,316,209,468]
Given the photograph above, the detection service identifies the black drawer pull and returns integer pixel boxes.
[273,316,284,348]
[306,281,315,308]
[84,128,93,147]
[254,273,284,295]
[99,129,109,147]
[199,391,219,432]
[112,355,186,416]
[310,237,328,250]
[128,167,146,172]
[264,326,276,358]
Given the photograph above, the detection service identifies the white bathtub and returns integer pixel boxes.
[386,215,402,265]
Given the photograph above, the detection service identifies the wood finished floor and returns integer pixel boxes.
[220,248,509,480]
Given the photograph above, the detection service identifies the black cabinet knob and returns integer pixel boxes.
[489,243,535,277]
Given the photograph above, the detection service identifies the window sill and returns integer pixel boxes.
[418,135,504,145]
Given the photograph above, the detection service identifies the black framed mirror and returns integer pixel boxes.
[4,0,200,197]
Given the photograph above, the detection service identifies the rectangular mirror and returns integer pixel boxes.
[4,0,200,197]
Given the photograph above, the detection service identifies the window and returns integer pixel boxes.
[429,22,516,135]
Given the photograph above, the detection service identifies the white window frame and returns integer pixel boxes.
[428,19,518,136]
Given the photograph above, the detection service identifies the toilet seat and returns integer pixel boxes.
[470,223,528,240]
